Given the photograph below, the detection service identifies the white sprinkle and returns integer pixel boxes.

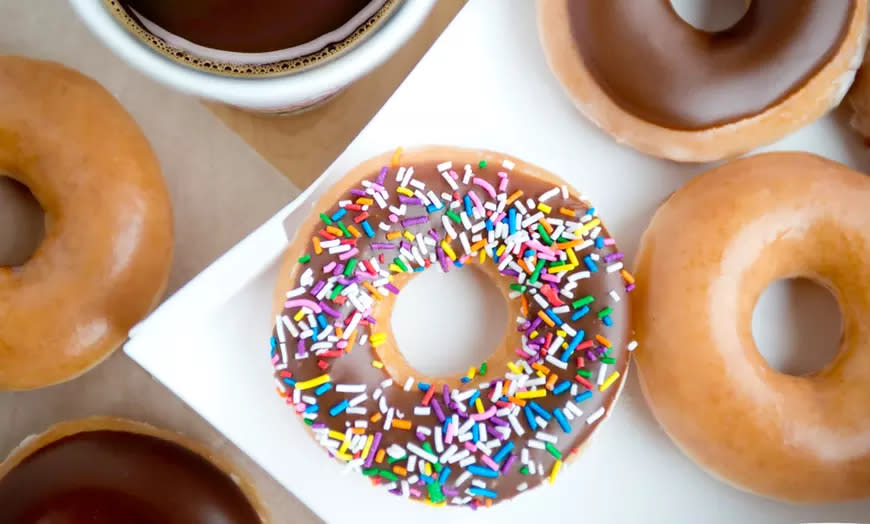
[441,171,458,190]
[545,355,568,370]
[442,215,458,239]
[285,287,306,298]
[407,442,439,464]
[566,402,583,417]
[437,161,453,172]
[516,482,528,492]
[440,444,458,463]
[502,159,515,170]
[387,444,407,459]
[373,388,382,400]
[609,290,621,302]
[539,187,560,202]
[527,439,546,450]
[448,449,471,464]
[535,416,549,429]
[434,426,444,453]
[587,407,606,425]
[459,456,476,468]
[536,431,558,444]
[384,407,394,430]
[407,455,417,473]
[627,340,639,351]
[597,364,609,386]
[527,461,537,475]
[568,271,591,282]
[379,396,388,413]
[336,384,366,393]
[380,378,393,389]
[561,185,569,198]
[349,393,367,407]
[606,262,624,273]
[471,479,487,489]
[455,470,472,487]
[403,377,415,391]
[521,447,529,464]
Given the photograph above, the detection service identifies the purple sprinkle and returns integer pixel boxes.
[385,283,400,295]
[371,243,396,250]
[428,229,441,241]
[319,302,341,318]
[527,353,541,364]
[365,432,383,468]
[350,189,366,196]
[604,252,624,263]
[416,431,427,442]
[517,321,530,333]
[586,350,598,361]
[442,384,450,406]
[402,216,428,227]
[502,454,518,474]
[529,317,542,332]
[311,422,326,429]
[376,166,388,185]
[431,398,446,422]
[337,276,352,286]
[399,196,424,205]
[400,240,412,251]
[437,247,449,272]
[500,268,520,277]
[442,486,459,497]
[364,316,377,324]
[626,283,636,292]
[332,263,344,276]
[311,280,326,296]
[490,416,508,427]
[297,338,306,357]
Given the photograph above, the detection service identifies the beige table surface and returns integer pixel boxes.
[0,1,461,522]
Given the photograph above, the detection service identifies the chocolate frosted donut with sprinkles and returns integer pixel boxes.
[269,147,635,507]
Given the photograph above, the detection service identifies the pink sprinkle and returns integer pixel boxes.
[295,403,306,414]
[540,273,559,283]
[536,251,557,262]
[492,212,506,224]
[409,488,422,497]
[468,190,485,214]
[604,238,616,245]
[448,169,459,180]
[480,454,500,471]
[464,442,477,453]
[445,422,456,444]
[473,177,497,199]
[339,248,359,261]
[471,406,496,421]
[323,261,337,273]
[526,240,556,256]
[389,214,399,223]
[271,354,280,364]
[284,298,322,313]
[336,340,348,349]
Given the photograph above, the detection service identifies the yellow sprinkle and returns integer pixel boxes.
[466,366,476,380]
[529,330,539,339]
[556,329,567,338]
[495,244,506,257]
[515,389,547,399]
[335,326,344,339]
[479,250,486,263]
[537,202,552,214]
[356,197,374,206]
[403,231,415,241]
[348,225,361,238]
[424,462,432,476]
[567,247,579,266]
[475,397,484,413]
[339,433,351,453]
[313,237,322,255]
[293,310,305,322]
[295,374,331,390]
[391,147,403,166]
[559,207,575,217]
[372,360,384,369]
[600,371,621,391]
[549,459,562,484]
[507,362,522,374]
[548,264,575,274]
[389,264,404,273]
[336,452,353,461]
[441,241,457,261]
[595,334,612,347]
[506,190,524,205]
[326,225,344,237]
[386,231,401,240]
[576,218,601,236]
[362,434,374,458]
[537,310,555,327]
[328,430,346,441]
[396,186,414,197]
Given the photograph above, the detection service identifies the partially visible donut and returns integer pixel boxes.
[848,50,870,140]
[0,417,267,523]
[0,56,173,390]
[538,0,869,162]
[270,146,635,507]
[633,152,870,501]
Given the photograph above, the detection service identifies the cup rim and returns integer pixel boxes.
[68,0,437,109]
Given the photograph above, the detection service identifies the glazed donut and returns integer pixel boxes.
[848,49,870,140]
[270,146,635,507]
[632,152,870,501]
[0,56,173,390]
[538,0,869,162]
[0,417,266,523]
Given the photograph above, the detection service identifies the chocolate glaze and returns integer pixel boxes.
[0,431,261,524]
[272,155,630,505]
[119,0,375,53]
[568,0,856,130]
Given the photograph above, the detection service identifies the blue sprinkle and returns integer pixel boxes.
[304,404,319,413]
[361,220,375,237]
[524,249,535,258]
[545,308,563,326]
[282,377,296,386]
[469,487,498,499]
[418,382,431,391]
[270,337,277,350]
[468,390,481,405]
[560,347,573,362]
[524,405,538,431]
[464,195,474,217]
[420,474,434,485]
[314,383,332,396]
[493,441,514,463]
[528,401,552,421]
[587,208,596,216]
[453,260,464,268]
[485,219,493,232]
[413,266,425,273]
[553,380,571,395]
[583,256,598,272]
[460,376,471,383]
[331,208,347,221]
[508,208,516,235]
[602,315,614,327]
[311,326,319,340]
[575,391,593,403]
[471,423,479,442]
[316,314,328,330]
[566,330,585,354]
[595,237,605,249]
[467,464,499,478]
[553,408,571,433]
[329,399,349,417]
[571,306,590,321]
[439,466,451,484]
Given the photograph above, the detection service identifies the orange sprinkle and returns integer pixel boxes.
[506,190,524,205]
[326,226,344,237]
[386,232,401,240]
[508,396,528,407]
[348,225,361,238]
[352,427,366,435]
[538,217,553,234]
[370,413,382,423]
[362,281,382,300]
[537,310,555,327]
[546,373,558,390]
[559,207,576,217]
[470,239,488,252]
[595,334,613,347]
[375,449,385,463]
[392,465,408,476]
[486,499,493,507]
[335,327,344,338]
[621,269,636,284]
[392,419,412,430]
[313,237,323,254]
[532,362,550,376]
[356,197,374,206]
[345,332,356,353]
[556,238,581,250]
[521,295,529,316]
[391,147,403,167]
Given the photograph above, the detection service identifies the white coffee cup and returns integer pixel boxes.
[69,0,437,112]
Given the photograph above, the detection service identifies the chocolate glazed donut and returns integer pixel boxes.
[538,0,869,162]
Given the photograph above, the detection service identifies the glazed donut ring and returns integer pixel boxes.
[0,417,267,523]
[633,152,870,501]
[270,146,634,507]
[538,0,869,162]
[0,56,173,390]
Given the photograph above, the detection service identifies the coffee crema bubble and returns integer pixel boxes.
[103,0,399,77]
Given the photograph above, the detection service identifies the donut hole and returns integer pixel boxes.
[752,278,842,376]
[391,266,507,378]
[0,175,45,267]
[669,0,751,33]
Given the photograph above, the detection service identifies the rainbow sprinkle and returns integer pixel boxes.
[270,150,634,508]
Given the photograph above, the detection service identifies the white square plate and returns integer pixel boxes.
[126,1,870,521]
